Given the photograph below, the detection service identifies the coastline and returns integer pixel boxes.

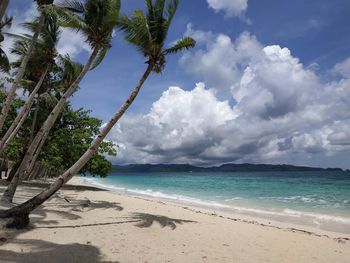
[79,175,350,238]
[1,177,349,262]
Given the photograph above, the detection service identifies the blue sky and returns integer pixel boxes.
[4,0,350,168]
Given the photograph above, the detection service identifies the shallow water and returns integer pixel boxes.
[80,171,350,234]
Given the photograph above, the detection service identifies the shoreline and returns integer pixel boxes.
[77,176,350,240]
[1,177,349,262]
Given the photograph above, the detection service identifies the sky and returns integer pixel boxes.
[3,0,350,169]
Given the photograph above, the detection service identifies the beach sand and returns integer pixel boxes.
[0,177,349,263]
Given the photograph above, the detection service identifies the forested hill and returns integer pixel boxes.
[111,163,344,173]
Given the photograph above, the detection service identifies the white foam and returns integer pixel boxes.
[81,177,350,226]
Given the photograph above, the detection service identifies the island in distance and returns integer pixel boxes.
[111,163,346,173]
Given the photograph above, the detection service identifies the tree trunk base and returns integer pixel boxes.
[2,213,30,229]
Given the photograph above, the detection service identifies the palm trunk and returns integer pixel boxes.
[0,0,9,21]
[26,130,47,177]
[0,47,99,203]
[29,96,39,143]
[0,14,45,132]
[0,63,154,228]
[0,67,48,155]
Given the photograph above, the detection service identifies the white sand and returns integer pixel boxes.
[0,177,349,263]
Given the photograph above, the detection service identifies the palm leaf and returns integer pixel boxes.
[164,37,196,54]
[0,48,10,72]
[59,0,85,13]
[90,47,108,70]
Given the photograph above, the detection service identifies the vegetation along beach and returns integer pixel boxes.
[0,0,349,262]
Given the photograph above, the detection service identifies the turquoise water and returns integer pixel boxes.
[81,171,350,234]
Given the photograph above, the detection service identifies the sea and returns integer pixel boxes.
[80,171,350,234]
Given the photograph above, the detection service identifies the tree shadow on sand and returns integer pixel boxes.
[0,239,119,263]
[130,212,196,230]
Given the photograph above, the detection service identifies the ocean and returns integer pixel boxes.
[80,171,350,234]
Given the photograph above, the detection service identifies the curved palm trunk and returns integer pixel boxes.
[29,96,39,143]
[0,63,154,228]
[0,15,45,131]
[0,67,48,155]
[26,129,48,179]
[0,0,9,21]
[0,47,99,203]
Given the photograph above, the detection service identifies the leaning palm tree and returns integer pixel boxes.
[0,16,12,72]
[1,0,120,203]
[0,0,9,22]
[0,0,195,228]
[0,0,54,132]
[0,15,60,155]
[25,55,84,175]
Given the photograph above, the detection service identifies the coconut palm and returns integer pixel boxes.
[1,0,120,203]
[0,15,60,155]
[0,0,195,228]
[25,55,84,175]
[0,0,54,132]
[0,16,12,72]
[0,0,9,22]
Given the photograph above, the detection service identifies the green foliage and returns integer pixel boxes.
[45,0,120,69]
[1,77,116,178]
[118,0,195,73]
[39,105,117,177]
[0,84,26,162]
[84,155,112,177]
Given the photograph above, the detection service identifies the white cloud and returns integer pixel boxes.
[207,0,248,19]
[332,57,350,78]
[56,28,90,57]
[107,26,350,169]
[181,29,261,93]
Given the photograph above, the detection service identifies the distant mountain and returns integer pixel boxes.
[111,163,343,173]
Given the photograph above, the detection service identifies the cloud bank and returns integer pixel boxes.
[207,0,248,18]
[107,26,350,169]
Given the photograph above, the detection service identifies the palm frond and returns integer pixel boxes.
[164,36,195,54]
[0,16,13,30]
[90,47,108,70]
[44,4,87,32]
[105,0,121,25]
[118,12,152,55]
[0,48,10,72]
[165,0,178,31]
[59,0,85,13]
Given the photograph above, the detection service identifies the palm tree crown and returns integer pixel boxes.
[11,15,60,84]
[47,0,121,68]
[118,0,196,73]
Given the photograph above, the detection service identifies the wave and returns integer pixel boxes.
[80,177,230,208]
[258,195,329,204]
[80,177,350,228]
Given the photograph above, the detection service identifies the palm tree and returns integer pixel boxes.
[0,0,9,22]
[0,16,12,72]
[0,15,60,155]
[25,55,84,175]
[0,0,195,228]
[0,0,54,132]
[1,0,120,203]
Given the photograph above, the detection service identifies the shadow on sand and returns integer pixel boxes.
[129,212,196,230]
[0,239,119,263]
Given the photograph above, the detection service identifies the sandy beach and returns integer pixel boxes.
[0,177,349,263]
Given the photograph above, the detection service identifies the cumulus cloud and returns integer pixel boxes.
[56,28,90,57]
[332,57,350,78]
[207,0,249,19]
[107,26,350,169]
[181,26,262,94]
